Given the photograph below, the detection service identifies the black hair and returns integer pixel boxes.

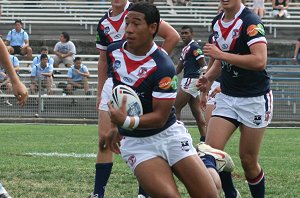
[40,46,49,52]
[14,19,23,25]
[129,2,160,38]
[74,57,81,62]
[181,25,193,33]
[61,32,70,42]
[40,54,48,60]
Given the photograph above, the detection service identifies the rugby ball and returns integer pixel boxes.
[111,85,143,116]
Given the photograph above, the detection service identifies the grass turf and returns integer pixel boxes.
[0,124,299,197]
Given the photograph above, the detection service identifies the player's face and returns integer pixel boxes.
[220,0,240,10]
[111,0,127,8]
[180,29,193,45]
[125,11,157,55]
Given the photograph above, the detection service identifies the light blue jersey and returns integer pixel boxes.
[31,63,53,81]
[67,64,89,82]
[6,29,29,46]
[32,55,54,66]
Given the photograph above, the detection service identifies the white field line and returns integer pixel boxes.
[26,152,96,158]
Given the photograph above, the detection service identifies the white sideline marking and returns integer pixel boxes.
[26,152,96,158]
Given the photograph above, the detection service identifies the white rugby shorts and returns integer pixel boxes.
[207,81,220,105]
[212,91,273,128]
[180,78,200,98]
[120,121,197,171]
[98,77,113,111]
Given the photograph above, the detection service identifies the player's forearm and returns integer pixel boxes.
[0,39,19,83]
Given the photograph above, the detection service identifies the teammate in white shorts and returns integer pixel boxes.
[106,3,232,197]
[93,0,180,197]
[197,1,273,197]
[174,25,207,142]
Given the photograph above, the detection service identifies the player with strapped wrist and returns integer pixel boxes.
[197,0,273,197]
[92,0,180,197]
[105,2,236,197]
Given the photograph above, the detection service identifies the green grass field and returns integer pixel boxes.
[0,124,299,198]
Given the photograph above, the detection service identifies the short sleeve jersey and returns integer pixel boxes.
[0,55,19,80]
[180,40,205,78]
[107,41,178,137]
[6,29,29,46]
[212,5,270,97]
[31,63,53,81]
[67,64,89,82]
[32,55,54,66]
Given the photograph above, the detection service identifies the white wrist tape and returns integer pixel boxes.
[122,116,131,129]
[132,116,140,129]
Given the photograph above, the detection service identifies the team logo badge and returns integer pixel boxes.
[159,77,172,90]
[171,76,178,90]
[137,67,148,78]
[128,155,136,167]
[232,29,240,39]
[253,115,262,125]
[193,49,203,56]
[104,26,110,34]
[221,44,229,50]
[181,141,191,151]
[257,24,265,35]
[113,60,121,70]
[247,24,265,37]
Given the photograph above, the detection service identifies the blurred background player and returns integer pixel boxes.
[5,19,33,63]
[293,37,300,64]
[65,57,90,104]
[174,25,207,142]
[197,0,272,197]
[30,54,53,95]
[0,53,20,106]
[92,0,180,197]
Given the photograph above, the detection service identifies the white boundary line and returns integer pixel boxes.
[25,152,96,158]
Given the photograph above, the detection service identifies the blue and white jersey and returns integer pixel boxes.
[180,40,205,78]
[212,4,270,97]
[0,67,6,81]
[31,63,53,81]
[96,1,131,51]
[107,41,178,137]
[67,64,89,82]
[6,29,29,46]
[32,55,54,66]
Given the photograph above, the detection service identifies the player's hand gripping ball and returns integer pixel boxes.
[111,85,143,116]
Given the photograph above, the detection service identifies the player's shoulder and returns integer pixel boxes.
[98,12,109,25]
[240,7,261,23]
[151,47,175,71]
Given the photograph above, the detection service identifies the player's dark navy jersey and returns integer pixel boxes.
[180,40,204,78]
[212,5,270,97]
[208,34,221,83]
[107,40,178,137]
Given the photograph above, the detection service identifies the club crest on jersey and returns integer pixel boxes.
[104,26,110,34]
[137,67,148,78]
[159,77,172,90]
[127,155,136,167]
[193,49,202,56]
[221,44,229,50]
[213,31,219,40]
[113,60,121,70]
[253,115,262,125]
[232,29,240,39]
[171,76,178,90]
[181,140,191,151]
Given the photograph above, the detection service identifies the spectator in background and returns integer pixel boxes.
[5,20,33,62]
[272,0,290,18]
[253,0,265,18]
[32,46,54,66]
[30,54,53,95]
[293,38,300,64]
[0,54,20,106]
[65,57,90,98]
[53,32,76,70]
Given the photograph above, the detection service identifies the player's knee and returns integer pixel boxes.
[98,138,111,153]
[240,154,258,171]
[150,188,180,198]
